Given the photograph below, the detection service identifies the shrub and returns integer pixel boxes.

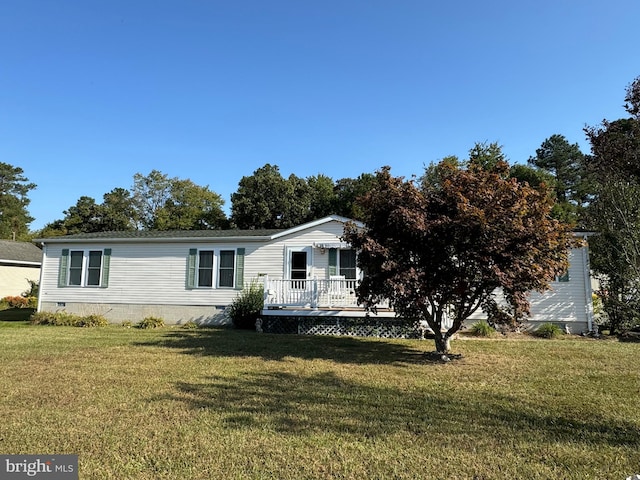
[182,320,199,329]
[121,321,133,328]
[469,320,496,337]
[22,280,39,298]
[2,295,32,309]
[30,311,108,327]
[137,316,165,329]
[228,280,264,330]
[535,322,564,339]
[76,314,109,327]
[31,311,75,326]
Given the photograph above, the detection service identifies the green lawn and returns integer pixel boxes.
[0,323,638,479]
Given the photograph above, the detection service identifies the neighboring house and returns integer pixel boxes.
[34,216,594,334]
[0,240,42,298]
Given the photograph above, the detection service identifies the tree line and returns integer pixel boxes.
[20,166,378,236]
[1,135,591,239]
[23,137,590,238]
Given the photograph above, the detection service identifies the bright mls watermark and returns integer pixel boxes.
[0,455,77,479]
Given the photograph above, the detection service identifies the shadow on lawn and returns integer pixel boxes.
[156,369,640,448]
[0,308,34,322]
[135,328,436,365]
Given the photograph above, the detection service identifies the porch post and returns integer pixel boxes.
[263,275,269,308]
[311,276,319,309]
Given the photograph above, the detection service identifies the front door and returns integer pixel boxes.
[291,251,308,289]
[286,246,312,289]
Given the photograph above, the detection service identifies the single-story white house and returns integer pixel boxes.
[34,215,594,334]
[0,240,42,298]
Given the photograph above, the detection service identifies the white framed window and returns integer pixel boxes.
[338,249,357,280]
[61,249,108,287]
[218,250,235,288]
[188,248,244,290]
[328,248,359,280]
[197,250,214,287]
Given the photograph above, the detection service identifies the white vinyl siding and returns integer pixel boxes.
[39,220,352,307]
[468,248,589,324]
[527,250,586,323]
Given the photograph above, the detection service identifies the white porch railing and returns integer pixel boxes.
[263,275,361,308]
[261,275,457,331]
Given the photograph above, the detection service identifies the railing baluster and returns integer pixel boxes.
[263,277,386,309]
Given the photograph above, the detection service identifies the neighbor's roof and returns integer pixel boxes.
[34,215,361,245]
[0,240,43,266]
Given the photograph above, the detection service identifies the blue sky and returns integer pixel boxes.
[1,1,638,230]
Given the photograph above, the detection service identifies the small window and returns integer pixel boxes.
[198,251,214,287]
[218,250,235,287]
[556,270,570,282]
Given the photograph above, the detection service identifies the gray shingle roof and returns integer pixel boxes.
[35,228,285,242]
[33,216,358,244]
[0,240,43,265]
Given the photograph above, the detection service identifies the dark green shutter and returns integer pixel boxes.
[58,249,69,287]
[101,248,111,288]
[187,249,197,289]
[328,248,337,276]
[558,270,570,282]
[235,248,245,290]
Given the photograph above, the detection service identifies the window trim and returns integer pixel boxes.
[63,249,105,287]
[190,248,240,290]
[217,249,236,289]
[196,250,215,288]
[329,247,359,280]
[338,248,357,280]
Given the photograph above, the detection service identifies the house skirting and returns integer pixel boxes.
[260,309,592,337]
[38,302,231,326]
[260,309,425,338]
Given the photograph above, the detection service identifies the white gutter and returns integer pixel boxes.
[0,259,42,266]
[32,236,275,245]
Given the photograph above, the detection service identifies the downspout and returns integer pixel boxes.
[36,242,46,313]
[581,237,594,332]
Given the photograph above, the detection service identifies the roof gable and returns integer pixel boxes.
[270,215,361,239]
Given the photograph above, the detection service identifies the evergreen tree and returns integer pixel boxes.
[0,162,36,240]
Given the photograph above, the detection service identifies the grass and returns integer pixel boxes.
[0,323,638,479]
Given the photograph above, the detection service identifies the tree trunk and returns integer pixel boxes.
[434,333,451,354]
